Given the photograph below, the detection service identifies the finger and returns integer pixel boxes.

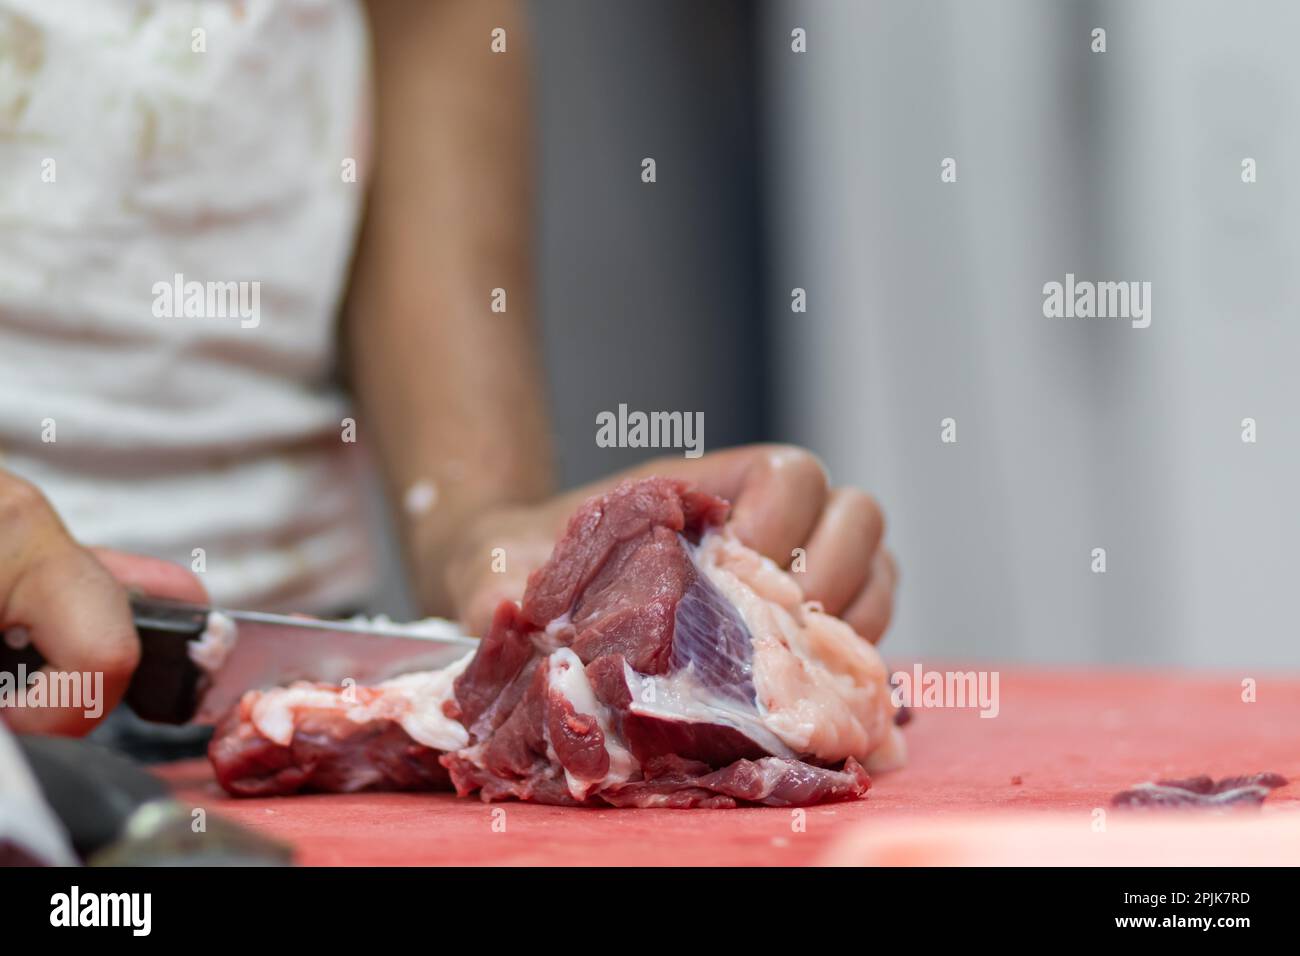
[721,447,829,567]
[842,548,898,645]
[798,488,885,616]
[460,575,527,637]
[555,444,828,564]
[90,548,209,604]
[2,548,139,736]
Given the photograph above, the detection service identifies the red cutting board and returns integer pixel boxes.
[157,668,1300,866]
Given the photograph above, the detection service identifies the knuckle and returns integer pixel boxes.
[0,475,51,525]
[765,445,829,496]
[837,487,885,539]
[838,486,879,517]
[91,635,141,680]
[69,592,141,677]
[30,541,104,587]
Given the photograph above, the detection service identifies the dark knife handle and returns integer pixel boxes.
[125,597,210,724]
[0,596,209,726]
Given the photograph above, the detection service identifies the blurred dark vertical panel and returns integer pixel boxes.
[530,0,768,485]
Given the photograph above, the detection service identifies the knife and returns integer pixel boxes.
[0,597,478,726]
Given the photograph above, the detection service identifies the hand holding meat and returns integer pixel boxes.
[445,445,897,646]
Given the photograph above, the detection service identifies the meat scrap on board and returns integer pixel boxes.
[209,478,906,808]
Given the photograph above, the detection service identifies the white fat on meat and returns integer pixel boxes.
[248,647,475,752]
[692,531,906,771]
[187,611,238,673]
[544,648,639,801]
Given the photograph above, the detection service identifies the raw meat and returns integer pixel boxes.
[210,478,905,807]
[208,662,471,796]
[1111,772,1288,809]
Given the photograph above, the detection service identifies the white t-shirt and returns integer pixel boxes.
[0,0,376,612]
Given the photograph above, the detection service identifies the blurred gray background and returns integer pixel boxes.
[377,0,1299,671]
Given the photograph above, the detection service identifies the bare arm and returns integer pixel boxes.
[347,2,895,647]
[348,0,553,616]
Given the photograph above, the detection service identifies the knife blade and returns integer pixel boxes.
[0,597,479,726]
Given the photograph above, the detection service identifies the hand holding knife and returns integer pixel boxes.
[0,597,477,726]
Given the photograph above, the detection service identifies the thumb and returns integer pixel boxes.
[89,549,209,605]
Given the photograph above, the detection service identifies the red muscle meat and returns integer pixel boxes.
[210,478,904,807]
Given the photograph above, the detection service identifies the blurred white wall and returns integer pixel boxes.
[765,0,1300,667]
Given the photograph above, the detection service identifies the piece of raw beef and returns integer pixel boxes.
[209,478,905,807]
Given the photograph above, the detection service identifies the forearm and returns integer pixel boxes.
[346,0,553,616]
